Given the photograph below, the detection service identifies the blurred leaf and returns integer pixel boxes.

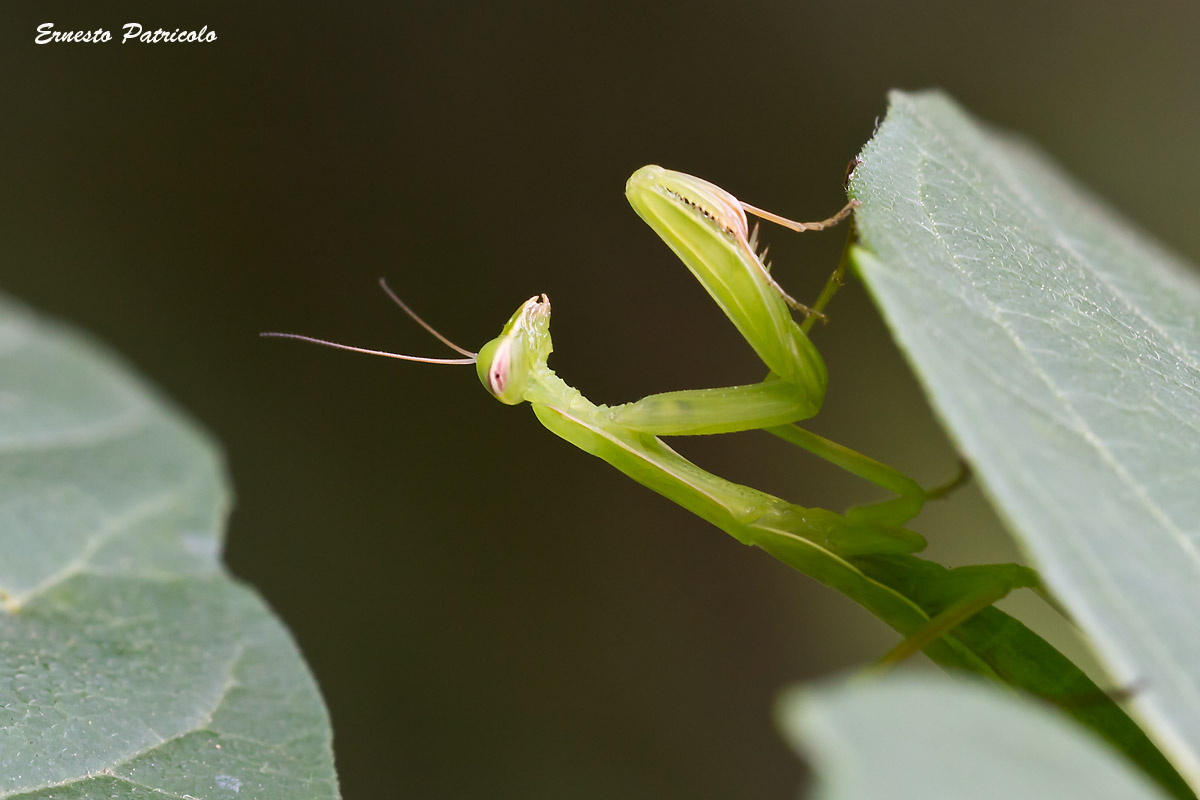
[0,294,338,798]
[778,674,1168,799]
[850,90,1200,788]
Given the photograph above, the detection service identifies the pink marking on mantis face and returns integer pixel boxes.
[487,340,511,396]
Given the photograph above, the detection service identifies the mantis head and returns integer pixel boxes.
[475,294,553,405]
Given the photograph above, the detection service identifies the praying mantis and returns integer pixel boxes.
[263,165,1190,791]
[262,165,1034,665]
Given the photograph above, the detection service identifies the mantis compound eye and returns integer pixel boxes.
[475,333,529,406]
[488,344,510,396]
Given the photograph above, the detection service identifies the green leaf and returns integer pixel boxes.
[850,90,1200,789]
[846,554,1190,798]
[0,294,338,798]
[778,674,1169,800]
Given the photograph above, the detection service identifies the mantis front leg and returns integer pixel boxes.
[617,167,928,526]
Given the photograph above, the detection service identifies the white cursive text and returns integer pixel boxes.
[34,23,218,45]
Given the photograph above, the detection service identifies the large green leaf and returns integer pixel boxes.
[0,294,338,798]
[850,91,1200,787]
[778,674,1169,799]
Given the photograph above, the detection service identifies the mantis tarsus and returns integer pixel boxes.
[264,165,1191,795]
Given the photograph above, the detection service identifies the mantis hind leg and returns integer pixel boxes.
[868,562,1040,668]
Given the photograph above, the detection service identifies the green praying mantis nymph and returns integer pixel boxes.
[264,165,1033,669]
[264,166,1196,788]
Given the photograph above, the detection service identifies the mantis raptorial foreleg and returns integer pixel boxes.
[615,167,930,523]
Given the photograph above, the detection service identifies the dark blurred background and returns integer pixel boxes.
[3,2,1197,797]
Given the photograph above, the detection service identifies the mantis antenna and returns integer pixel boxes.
[260,279,477,364]
[376,278,476,357]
